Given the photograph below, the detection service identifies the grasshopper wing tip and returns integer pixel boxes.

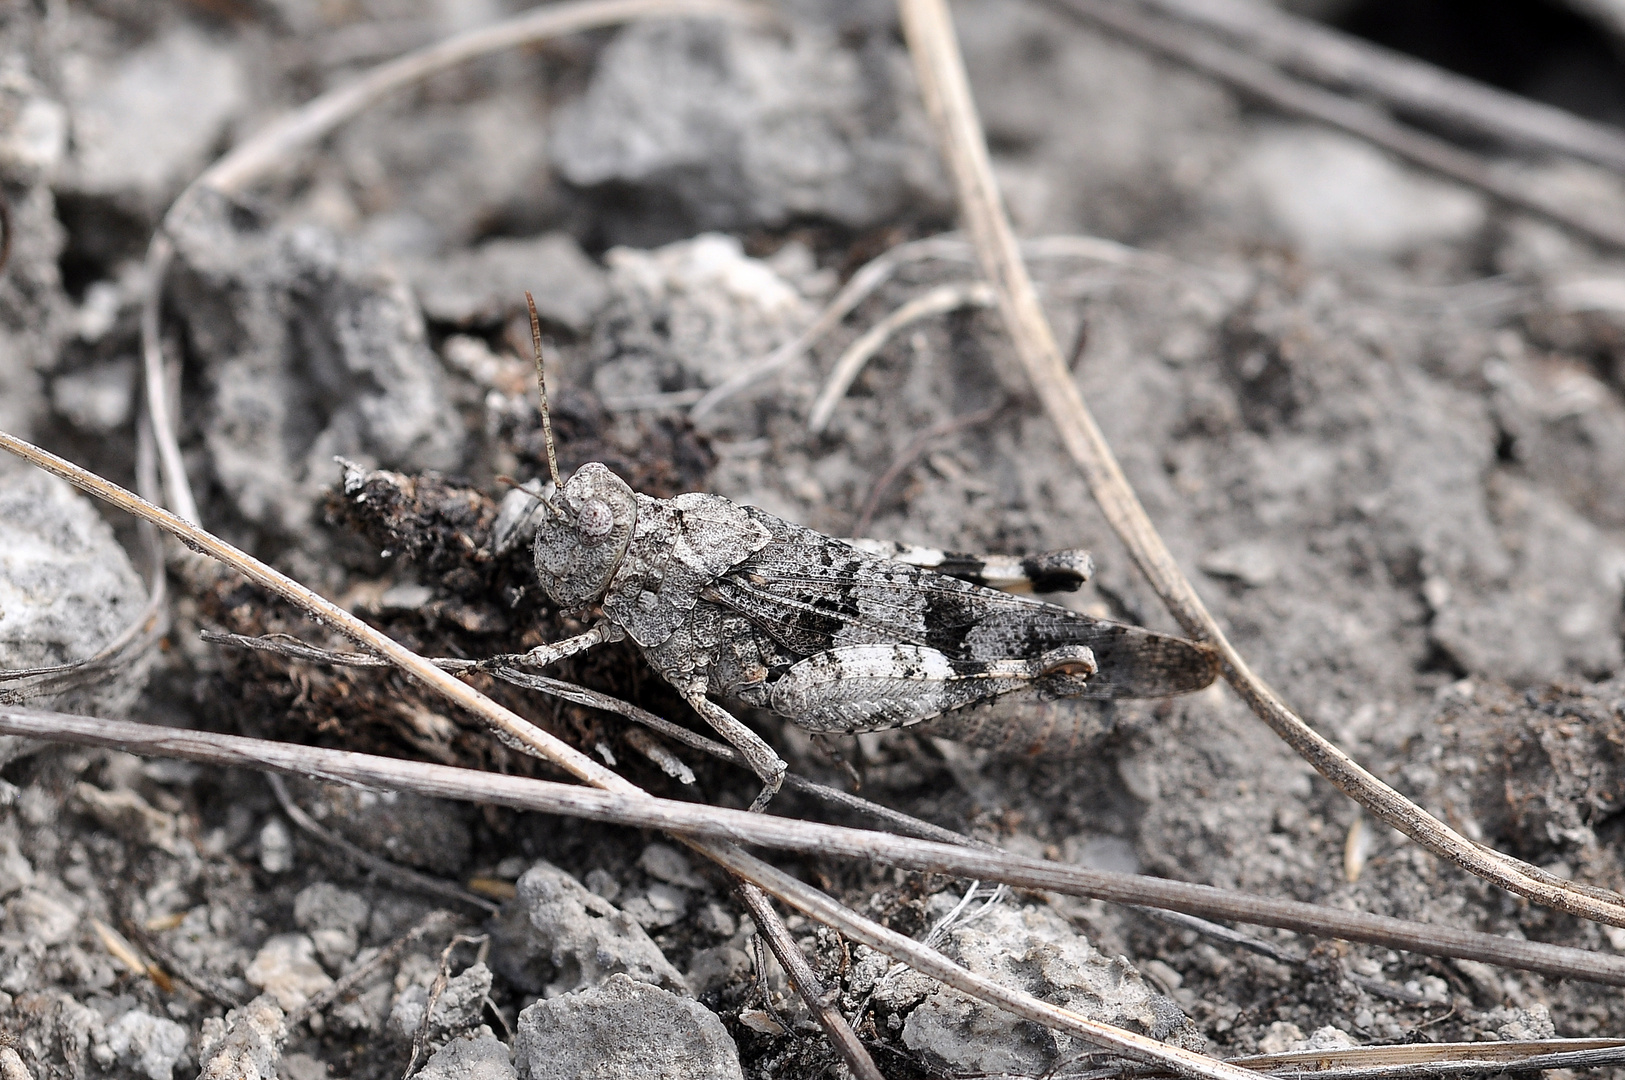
[1183,639,1221,693]
[1097,629,1219,698]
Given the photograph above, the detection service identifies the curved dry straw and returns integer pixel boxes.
[897,0,1625,929]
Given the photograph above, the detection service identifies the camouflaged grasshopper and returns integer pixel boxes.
[501,296,1218,810]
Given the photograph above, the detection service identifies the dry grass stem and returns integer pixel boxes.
[896,0,1625,930]
[9,705,1625,990]
[405,932,490,1078]
[1047,0,1625,251]
[735,884,885,1080]
[806,281,995,433]
[693,234,974,419]
[204,629,980,847]
[1230,1040,1625,1080]
[692,231,1159,420]
[1137,0,1625,173]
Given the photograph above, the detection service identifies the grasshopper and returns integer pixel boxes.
[503,296,1218,810]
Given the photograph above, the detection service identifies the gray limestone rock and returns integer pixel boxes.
[0,467,155,715]
[293,882,370,970]
[0,62,71,443]
[0,65,66,186]
[863,897,1203,1077]
[98,1008,189,1080]
[196,995,286,1080]
[168,189,464,534]
[552,18,948,235]
[590,234,810,403]
[334,89,552,257]
[2,993,103,1076]
[407,234,608,334]
[58,21,246,214]
[244,934,332,1012]
[419,1033,518,1080]
[514,974,742,1080]
[390,962,493,1041]
[489,861,684,998]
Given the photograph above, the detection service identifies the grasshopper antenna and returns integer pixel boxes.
[525,291,562,493]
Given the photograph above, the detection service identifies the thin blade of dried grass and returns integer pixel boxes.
[8,704,1625,991]
[1136,0,1625,174]
[894,0,1625,930]
[806,281,995,433]
[691,232,1162,420]
[1229,1040,1625,1080]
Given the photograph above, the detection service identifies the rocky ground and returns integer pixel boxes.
[4,0,1625,1077]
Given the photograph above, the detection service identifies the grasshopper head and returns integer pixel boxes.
[533,462,637,610]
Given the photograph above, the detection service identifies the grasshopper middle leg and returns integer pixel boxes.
[678,688,788,813]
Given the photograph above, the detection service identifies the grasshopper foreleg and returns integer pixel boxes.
[480,623,622,672]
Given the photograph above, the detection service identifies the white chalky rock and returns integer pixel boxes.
[99,1009,189,1080]
[245,934,334,1011]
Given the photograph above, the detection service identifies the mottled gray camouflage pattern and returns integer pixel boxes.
[529,463,1217,791]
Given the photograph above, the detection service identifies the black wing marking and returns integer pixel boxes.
[709,510,1217,699]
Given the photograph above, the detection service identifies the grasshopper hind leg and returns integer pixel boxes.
[922,694,1119,757]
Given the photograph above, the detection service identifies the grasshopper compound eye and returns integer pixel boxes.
[578,498,614,542]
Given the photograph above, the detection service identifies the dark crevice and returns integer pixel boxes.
[1329,0,1625,128]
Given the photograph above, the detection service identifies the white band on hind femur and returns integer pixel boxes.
[577,497,615,541]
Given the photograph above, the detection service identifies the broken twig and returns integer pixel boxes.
[8,704,1625,990]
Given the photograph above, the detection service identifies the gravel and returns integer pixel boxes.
[514,974,743,1080]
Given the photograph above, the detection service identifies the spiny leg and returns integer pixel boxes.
[843,539,1094,593]
[680,690,787,813]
